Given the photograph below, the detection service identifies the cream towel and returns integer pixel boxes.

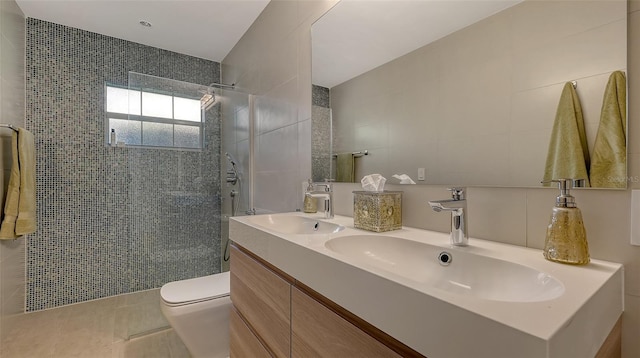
[335,153,355,183]
[590,71,626,188]
[0,128,36,239]
[543,82,590,186]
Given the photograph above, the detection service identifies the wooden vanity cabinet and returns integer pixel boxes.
[291,286,402,358]
[230,245,291,357]
[230,244,422,358]
[230,306,271,358]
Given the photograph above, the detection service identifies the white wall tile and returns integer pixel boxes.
[467,187,527,246]
[254,170,301,212]
[513,19,626,92]
[298,119,312,180]
[260,31,298,94]
[235,105,250,142]
[511,84,561,134]
[0,0,25,50]
[508,131,549,187]
[297,29,313,123]
[510,0,626,54]
[628,10,640,157]
[255,78,299,135]
[255,123,299,173]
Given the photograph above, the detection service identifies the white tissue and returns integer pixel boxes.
[361,174,386,192]
[392,174,416,184]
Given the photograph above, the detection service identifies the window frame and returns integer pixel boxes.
[104,83,205,150]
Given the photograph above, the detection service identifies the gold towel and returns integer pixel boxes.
[336,153,355,182]
[590,71,627,188]
[0,128,36,239]
[543,82,590,186]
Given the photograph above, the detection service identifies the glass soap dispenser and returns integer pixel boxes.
[303,179,317,213]
[543,179,590,265]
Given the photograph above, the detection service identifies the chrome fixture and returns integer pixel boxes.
[306,182,334,219]
[230,190,238,217]
[438,251,453,266]
[0,124,18,132]
[428,188,468,246]
[332,149,368,158]
[200,92,216,110]
[225,152,239,186]
[206,82,235,90]
[199,82,236,110]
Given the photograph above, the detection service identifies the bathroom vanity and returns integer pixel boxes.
[229,244,412,357]
[229,213,623,358]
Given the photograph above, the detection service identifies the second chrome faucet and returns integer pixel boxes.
[306,182,334,219]
[428,188,468,246]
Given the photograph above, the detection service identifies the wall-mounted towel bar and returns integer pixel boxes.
[0,124,18,132]
[332,150,368,158]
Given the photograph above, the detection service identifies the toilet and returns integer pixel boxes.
[160,271,232,358]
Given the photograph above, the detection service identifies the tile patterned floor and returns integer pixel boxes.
[1,289,190,358]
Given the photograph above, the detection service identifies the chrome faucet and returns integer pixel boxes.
[428,188,468,246]
[306,182,334,219]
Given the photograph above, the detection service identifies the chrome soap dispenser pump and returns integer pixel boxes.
[542,179,590,265]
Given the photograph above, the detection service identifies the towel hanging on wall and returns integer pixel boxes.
[0,128,36,239]
[543,82,590,186]
[590,71,627,188]
[335,152,355,183]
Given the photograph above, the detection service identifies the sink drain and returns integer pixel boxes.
[438,251,452,266]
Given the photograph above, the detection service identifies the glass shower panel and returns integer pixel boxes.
[219,89,252,273]
[122,72,228,339]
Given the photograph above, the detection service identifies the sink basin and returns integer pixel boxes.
[246,214,345,235]
[325,235,564,302]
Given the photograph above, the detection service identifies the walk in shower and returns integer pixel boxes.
[25,19,252,342]
[112,72,251,338]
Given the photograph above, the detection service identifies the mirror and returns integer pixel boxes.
[311,0,627,188]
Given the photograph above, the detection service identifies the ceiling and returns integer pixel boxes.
[312,0,523,88]
[15,0,271,62]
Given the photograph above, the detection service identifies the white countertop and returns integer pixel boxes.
[230,212,623,358]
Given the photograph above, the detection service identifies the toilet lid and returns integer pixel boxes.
[160,271,230,304]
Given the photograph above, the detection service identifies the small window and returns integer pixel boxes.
[105,84,203,149]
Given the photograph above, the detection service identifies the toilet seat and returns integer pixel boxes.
[160,271,230,307]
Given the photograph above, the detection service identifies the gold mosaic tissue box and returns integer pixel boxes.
[353,191,402,232]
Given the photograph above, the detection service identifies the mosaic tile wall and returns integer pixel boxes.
[25,19,223,311]
[311,85,331,182]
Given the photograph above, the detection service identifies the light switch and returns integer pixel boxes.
[631,190,640,246]
[418,168,425,181]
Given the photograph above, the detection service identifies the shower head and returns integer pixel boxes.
[200,91,216,110]
[200,82,235,111]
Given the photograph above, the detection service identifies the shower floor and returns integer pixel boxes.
[1,289,190,357]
